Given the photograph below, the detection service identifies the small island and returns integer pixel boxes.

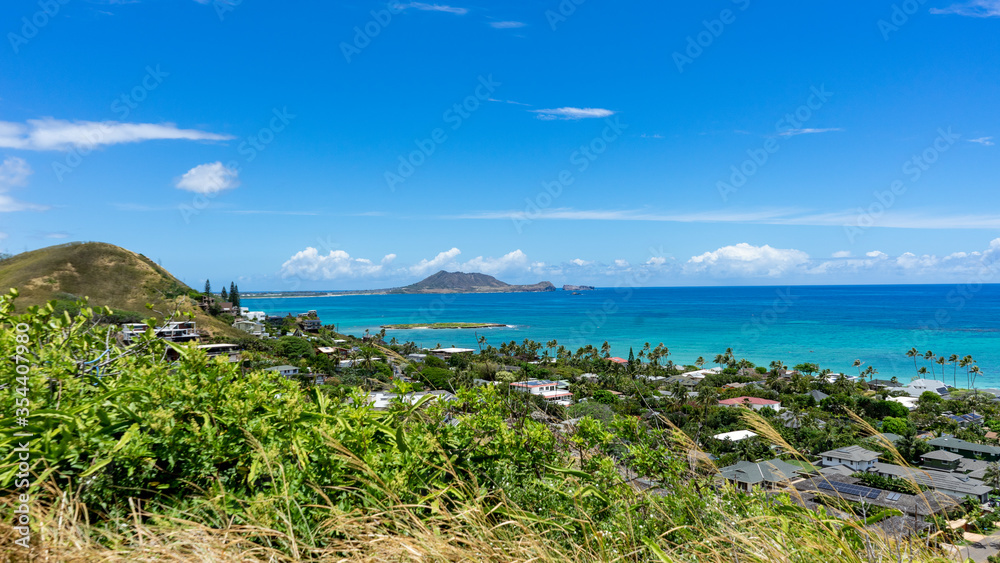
[381,322,507,330]
[563,284,596,291]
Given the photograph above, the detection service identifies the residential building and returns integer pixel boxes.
[869,462,992,502]
[904,378,949,397]
[233,319,265,337]
[717,459,802,492]
[713,430,758,442]
[717,396,782,411]
[510,380,562,395]
[818,445,880,472]
[945,413,984,428]
[264,365,300,378]
[920,450,964,471]
[888,396,919,410]
[356,390,456,411]
[121,321,199,343]
[926,436,1000,461]
[301,319,322,331]
[809,389,830,402]
[429,347,476,360]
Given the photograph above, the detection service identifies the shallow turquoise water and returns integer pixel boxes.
[243,284,1000,388]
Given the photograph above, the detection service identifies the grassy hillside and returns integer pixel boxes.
[0,241,239,337]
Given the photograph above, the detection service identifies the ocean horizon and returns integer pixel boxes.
[243,283,1000,389]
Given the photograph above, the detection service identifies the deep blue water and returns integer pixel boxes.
[243,284,1000,388]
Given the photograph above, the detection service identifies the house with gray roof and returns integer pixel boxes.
[870,462,992,502]
[927,436,1000,461]
[919,450,964,471]
[717,458,803,492]
[818,445,881,472]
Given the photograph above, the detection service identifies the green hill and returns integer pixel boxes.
[0,241,239,337]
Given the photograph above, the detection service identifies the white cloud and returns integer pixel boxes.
[175,162,240,194]
[969,136,995,146]
[402,2,468,14]
[531,107,615,120]
[646,256,667,266]
[685,243,810,278]
[614,259,630,268]
[410,247,462,276]
[570,258,592,267]
[489,20,525,28]
[0,118,233,151]
[450,206,1000,230]
[866,250,888,259]
[776,127,843,137]
[931,0,1000,17]
[461,249,529,275]
[0,157,47,212]
[832,250,852,258]
[280,248,393,280]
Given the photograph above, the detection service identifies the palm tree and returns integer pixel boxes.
[970,365,982,389]
[949,354,959,387]
[960,355,974,388]
[924,350,935,376]
[936,356,946,379]
[917,366,928,377]
[695,356,705,369]
[713,354,725,369]
[906,347,920,375]
[853,359,863,379]
[983,462,1000,490]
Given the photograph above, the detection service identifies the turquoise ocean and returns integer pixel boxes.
[242,284,1000,389]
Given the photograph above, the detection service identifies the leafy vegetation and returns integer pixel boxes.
[0,292,968,561]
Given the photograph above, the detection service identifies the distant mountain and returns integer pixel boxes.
[0,242,239,337]
[563,285,595,291]
[392,270,556,294]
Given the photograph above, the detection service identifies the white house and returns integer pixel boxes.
[713,430,758,442]
[430,347,476,360]
[511,380,562,395]
[265,365,300,378]
[888,395,919,410]
[904,378,949,397]
[233,319,266,337]
[818,445,880,472]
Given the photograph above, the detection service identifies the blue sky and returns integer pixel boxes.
[1,0,999,290]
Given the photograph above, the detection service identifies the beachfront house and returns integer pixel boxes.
[926,436,1000,461]
[718,396,781,412]
[904,378,949,397]
[302,318,322,331]
[717,459,802,492]
[818,445,880,472]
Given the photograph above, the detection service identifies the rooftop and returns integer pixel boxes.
[921,450,964,462]
[718,458,802,485]
[819,445,881,463]
[718,396,780,406]
[927,436,1000,456]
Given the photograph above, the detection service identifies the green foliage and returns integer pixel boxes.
[881,416,911,435]
[852,471,926,494]
[567,401,615,424]
[419,367,453,389]
[422,354,447,369]
[592,389,619,404]
[276,335,315,359]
